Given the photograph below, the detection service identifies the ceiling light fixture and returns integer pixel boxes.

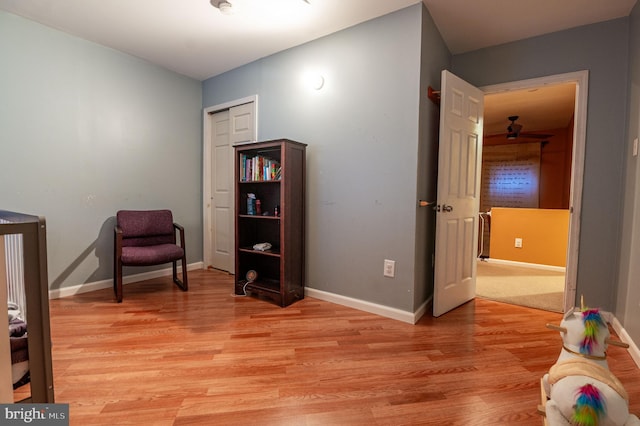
[303,71,325,91]
[210,0,234,15]
[211,0,310,16]
[311,74,324,90]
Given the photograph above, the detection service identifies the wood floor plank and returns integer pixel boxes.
[13,269,640,425]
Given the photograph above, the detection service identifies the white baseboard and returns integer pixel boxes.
[610,315,640,368]
[590,311,640,369]
[50,264,431,324]
[304,287,430,324]
[48,262,204,300]
[481,258,566,273]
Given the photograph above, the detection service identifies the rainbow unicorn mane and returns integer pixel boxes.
[572,383,606,426]
[581,308,605,355]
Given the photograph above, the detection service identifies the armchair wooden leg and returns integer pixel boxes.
[114,259,123,303]
[181,256,188,291]
[172,258,188,291]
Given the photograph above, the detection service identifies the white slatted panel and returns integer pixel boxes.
[0,218,26,318]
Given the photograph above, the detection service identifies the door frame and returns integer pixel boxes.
[481,70,588,313]
[202,95,258,271]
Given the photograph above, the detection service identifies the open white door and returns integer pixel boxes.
[433,70,484,317]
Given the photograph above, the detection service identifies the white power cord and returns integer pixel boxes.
[230,281,251,297]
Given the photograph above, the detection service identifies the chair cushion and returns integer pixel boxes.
[121,244,184,266]
[117,210,174,238]
[117,210,176,247]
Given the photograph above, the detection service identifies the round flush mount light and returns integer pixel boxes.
[303,72,324,90]
[311,74,324,90]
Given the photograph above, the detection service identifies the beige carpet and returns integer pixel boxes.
[475,260,564,312]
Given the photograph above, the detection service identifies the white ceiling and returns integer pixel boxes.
[0,0,417,81]
[0,0,636,133]
[0,0,636,81]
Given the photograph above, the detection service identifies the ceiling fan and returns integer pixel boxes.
[507,115,553,140]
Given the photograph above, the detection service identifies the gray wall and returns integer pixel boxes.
[0,11,203,293]
[452,19,630,313]
[204,4,444,312]
[618,3,640,345]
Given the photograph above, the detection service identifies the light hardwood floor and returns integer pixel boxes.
[17,269,640,425]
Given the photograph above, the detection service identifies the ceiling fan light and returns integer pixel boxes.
[507,133,517,140]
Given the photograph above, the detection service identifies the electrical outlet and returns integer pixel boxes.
[384,259,395,277]
[515,238,523,248]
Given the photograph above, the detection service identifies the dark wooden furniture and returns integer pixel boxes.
[234,139,306,307]
[114,209,188,303]
[0,210,55,403]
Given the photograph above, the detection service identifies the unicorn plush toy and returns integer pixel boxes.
[542,306,640,426]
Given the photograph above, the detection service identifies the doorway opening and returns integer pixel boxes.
[475,71,587,313]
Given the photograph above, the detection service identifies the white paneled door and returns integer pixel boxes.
[210,110,232,272]
[433,71,484,317]
[208,102,255,272]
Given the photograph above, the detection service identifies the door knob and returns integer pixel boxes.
[442,204,453,212]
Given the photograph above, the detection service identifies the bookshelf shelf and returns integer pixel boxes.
[238,247,281,258]
[238,215,280,220]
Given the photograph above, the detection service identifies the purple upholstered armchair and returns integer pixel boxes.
[113,209,188,303]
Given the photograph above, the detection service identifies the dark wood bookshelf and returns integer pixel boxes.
[234,139,306,307]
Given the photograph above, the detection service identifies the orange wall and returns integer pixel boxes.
[489,207,570,267]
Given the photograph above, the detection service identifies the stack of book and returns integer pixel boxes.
[239,154,281,181]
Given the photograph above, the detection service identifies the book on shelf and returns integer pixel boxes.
[239,153,282,182]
